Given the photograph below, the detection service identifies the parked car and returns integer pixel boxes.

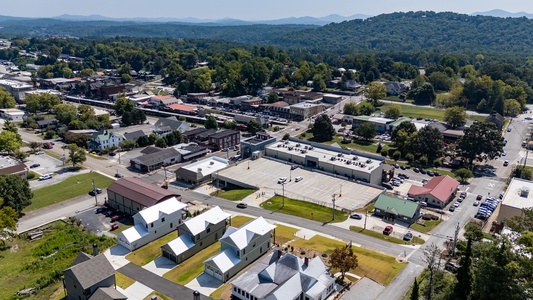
[449,206,456,212]
[350,213,362,220]
[30,163,40,168]
[383,226,394,235]
[419,201,428,207]
[400,165,407,170]
[420,169,427,175]
[236,202,248,209]
[403,232,413,241]
[108,152,116,156]
[39,174,52,181]
[291,165,298,170]
[476,194,483,200]
[115,173,124,178]
[457,197,464,203]
[427,170,434,176]
[473,201,480,206]
[110,224,119,231]
[413,168,420,173]
[278,177,287,184]
[35,151,44,155]
[433,172,440,176]
[89,188,102,196]
[503,160,509,166]
[460,192,467,197]
[295,176,303,182]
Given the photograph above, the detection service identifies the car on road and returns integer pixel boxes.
[526,117,533,120]
[501,152,507,156]
[350,213,362,220]
[383,226,393,235]
[108,152,116,156]
[473,201,480,206]
[507,127,512,132]
[35,151,44,155]
[476,194,483,200]
[236,202,248,209]
[30,163,40,168]
[291,165,298,170]
[89,188,103,196]
[115,173,124,178]
[294,176,303,182]
[39,174,52,181]
[503,160,509,166]
[403,232,413,241]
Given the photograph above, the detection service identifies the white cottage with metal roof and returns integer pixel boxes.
[231,249,336,300]
[161,206,231,264]
[117,197,186,251]
[204,217,276,283]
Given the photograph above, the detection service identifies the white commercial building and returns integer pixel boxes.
[498,178,533,224]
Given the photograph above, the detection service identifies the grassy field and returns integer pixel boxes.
[0,221,116,300]
[163,242,220,285]
[211,188,256,201]
[274,224,299,246]
[116,272,136,289]
[25,172,115,212]
[290,235,405,286]
[44,150,62,160]
[378,103,486,124]
[349,226,425,245]
[410,219,443,233]
[210,282,231,300]
[260,195,348,223]
[126,231,178,266]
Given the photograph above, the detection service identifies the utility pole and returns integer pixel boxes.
[332,194,336,220]
[452,222,460,257]
[364,211,368,230]
[339,183,343,197]
[91,179,98,206]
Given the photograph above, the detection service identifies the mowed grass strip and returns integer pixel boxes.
[211,188,256,201]
[291,235,405,286]
[349,226,425,245]
[410,219,443,233]
[261,195,348,223]
[230,215,254,227]
[163,241,220,285]
[274,224,299,245]
[126,231,178,266]
[25,173,115,212]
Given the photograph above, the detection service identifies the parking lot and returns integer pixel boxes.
[72,206,130,234]
[216,158,383,211]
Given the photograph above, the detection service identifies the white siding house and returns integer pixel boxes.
[204,217,276,283]
[117,197,186,251]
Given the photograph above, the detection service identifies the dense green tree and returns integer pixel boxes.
[410,278,420,300]
[204,115,219,130]
[428,71,454,91]
[356,122,377,141]
[504,99,522,116]
[392,121,417,154]
[358,102,375,116]
[408,83,436,105]
[511,166,532,181]
[364,81,387,106]
[54,104,78,124]
[312,114,335,142]
[155,138,167,148]
[453,239,473,299]
[457,122,503,167]
[247,120,263,134]
[0,87,16,109]
[267,92,279,103]
[0,206,18,230]
[66,144,86,168]
[343,102,359,115]
[0,174,32,212]
[136,135,151,147]
[114,95,135,116]
[119,139,136,150]
[408,126,444,162]
[0,130,22,154]
[454,168,474,183]
[444,106,467,129]
[384,104,401,119]
[164,130,184,146]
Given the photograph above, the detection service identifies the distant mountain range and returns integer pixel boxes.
[49,13,371,25]
[471,9,533,18]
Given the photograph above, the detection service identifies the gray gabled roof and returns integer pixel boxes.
[124,130,146,141]
[89,287,127,300]
[154,116,186,131]
[64,253,115,290]
[133,147,180,166]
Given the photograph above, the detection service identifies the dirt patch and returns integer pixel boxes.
[9,244,18,253]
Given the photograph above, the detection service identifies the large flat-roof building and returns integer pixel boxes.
[264,139,385,186]
[175,157,230,186]
[240,132,277,158]
[106,177,181,216]
[0,156,28,179]
[0,79,32,102]
[498,178,533,224]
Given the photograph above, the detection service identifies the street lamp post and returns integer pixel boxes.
[332,194,336,220]
[364,211,368,230]
[282,182,285,208]
[339,183,343,197]
[91,179,98,206]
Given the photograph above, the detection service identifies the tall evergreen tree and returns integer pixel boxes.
[453,239,473,299]
[410,278,420,300]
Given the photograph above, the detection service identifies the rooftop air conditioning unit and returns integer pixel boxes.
[521,187,530,198]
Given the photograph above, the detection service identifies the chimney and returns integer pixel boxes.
[92,244,99,256]
[304,257,309,267]
[277,249,283,259]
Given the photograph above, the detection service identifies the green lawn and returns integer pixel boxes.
[44,150,62,160]
[260,195,348,223]
[25,173,115,212]
[410,219,443,233]
[349,226,425,245]
[0,221,116,300]
[290,235,406,286]
[230,215,254,227]
[126,231,178,266]
[274,224,299,246]
[379,103,485,124]
[163,242,220,285]
[116,272,136,289]
[210,282,231,300]
[211,188,256,201]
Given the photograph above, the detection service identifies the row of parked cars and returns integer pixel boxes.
[449,191,467,212]
[475,196,499,220]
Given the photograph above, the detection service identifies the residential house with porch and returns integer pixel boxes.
[87,130,125,151]
[153,116,190,137]
[117,197,187,251]
[231,249,336,300]
[204,217,276,283]
[161,206,231,264]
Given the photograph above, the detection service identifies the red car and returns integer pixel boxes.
[383,226,393,235]
[111,224,119,231]
[111,215,120,222]
[476,195,483,200]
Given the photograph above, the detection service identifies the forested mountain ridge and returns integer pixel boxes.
[276,11,533,53]
[3,11,533,55]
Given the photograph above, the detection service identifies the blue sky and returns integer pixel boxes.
[5,0,533,19]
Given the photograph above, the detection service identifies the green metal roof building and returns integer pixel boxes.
[374,194,421,225]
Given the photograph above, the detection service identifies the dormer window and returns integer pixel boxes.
[207,227,211,233]
[161,217,165,222]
